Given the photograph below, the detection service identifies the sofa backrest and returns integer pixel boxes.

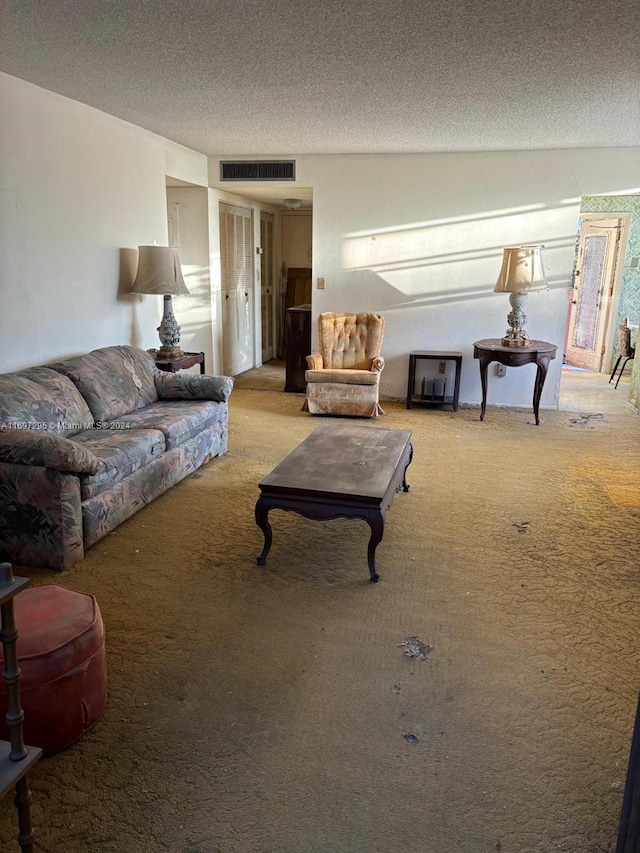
[48,346,159,423]
[0,367,95,436]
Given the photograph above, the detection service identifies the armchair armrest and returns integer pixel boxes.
[154,370,234,402]
[0,431,102,474]
[370,356,385,373]
[306,353,323,370]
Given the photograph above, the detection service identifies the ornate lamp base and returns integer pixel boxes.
[501,291,530,347]
[157,295,184,359]
[501,330,530,347]
[156,346,185,359]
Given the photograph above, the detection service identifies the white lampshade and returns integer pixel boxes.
[494,246,547,294]
[131,246,189,295]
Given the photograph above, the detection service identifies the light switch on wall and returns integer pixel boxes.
[317,277,326,289]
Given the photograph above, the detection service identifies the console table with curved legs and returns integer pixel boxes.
[473,339,557,425]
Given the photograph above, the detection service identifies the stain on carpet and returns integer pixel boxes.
[398,636,432,660]
[569,413,605,427]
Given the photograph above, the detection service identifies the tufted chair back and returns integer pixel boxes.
[318,312,386,370]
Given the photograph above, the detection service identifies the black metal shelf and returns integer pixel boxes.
[409,395,455,407]
[0,743,42,797]
[406,351,463,412]
[0,563,41,852]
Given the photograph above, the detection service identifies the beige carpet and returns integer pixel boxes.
[0,384,638,853]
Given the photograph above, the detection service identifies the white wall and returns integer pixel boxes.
[0,73,208,371]
[290,150,640,407]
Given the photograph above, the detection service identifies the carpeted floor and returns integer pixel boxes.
[0,378,638,853]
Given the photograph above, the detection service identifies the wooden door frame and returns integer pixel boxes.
[259,211,275,363]
[568,211,630,372]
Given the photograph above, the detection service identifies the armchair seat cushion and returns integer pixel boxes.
[305,368,380,386]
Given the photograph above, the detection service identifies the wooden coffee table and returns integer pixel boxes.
[255,423,413,582]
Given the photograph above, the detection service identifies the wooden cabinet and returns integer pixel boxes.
[285,305,311,393]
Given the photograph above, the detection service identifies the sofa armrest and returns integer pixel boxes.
[306,353,323,370]
[0,431,102,474]
[153,370,234,402]
[370,357,385,373]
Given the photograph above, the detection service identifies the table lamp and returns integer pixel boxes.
[494,246,548,346]
[131,246,190,359]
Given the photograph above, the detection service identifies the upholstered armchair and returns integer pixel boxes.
[303,312,386,417]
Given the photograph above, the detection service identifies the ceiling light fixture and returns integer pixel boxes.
[283,198,302,210]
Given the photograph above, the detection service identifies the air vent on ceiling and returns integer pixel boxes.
[220,160,296,181]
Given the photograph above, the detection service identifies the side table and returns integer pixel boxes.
[407,351,462,411]
[0,563,42,852]
[151,351,205,374]
[473,338,557,425]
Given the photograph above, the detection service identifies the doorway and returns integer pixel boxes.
[564,214,628,372]
[279,209,313,358]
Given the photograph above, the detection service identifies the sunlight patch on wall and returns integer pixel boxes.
[174,263,214,340]
[343,203,546,240]
[342,204,578,297]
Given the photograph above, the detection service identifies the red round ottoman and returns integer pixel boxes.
[0,585,107,756]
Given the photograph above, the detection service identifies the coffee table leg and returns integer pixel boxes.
[366,512,385,582]
[402,444,413,492]
[255,499,272,566]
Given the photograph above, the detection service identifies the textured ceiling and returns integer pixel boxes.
[1,0,639,157]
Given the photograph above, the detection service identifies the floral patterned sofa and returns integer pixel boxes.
[0,345,233,570]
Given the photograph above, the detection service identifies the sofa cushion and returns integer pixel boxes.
[102,400,225,450]
[71,428,166,500]
[0,367,94,436]
[49,346,158,423]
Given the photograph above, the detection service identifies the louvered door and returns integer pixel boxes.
[219,202,254,376]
